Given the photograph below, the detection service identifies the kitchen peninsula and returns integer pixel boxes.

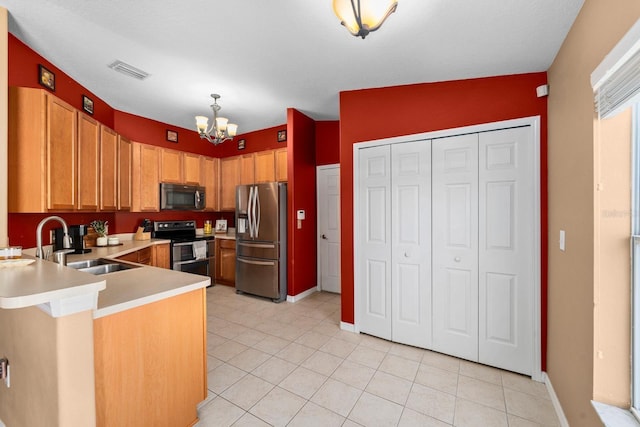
[0,239,209,427]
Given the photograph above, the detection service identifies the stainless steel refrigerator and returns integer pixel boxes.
[235,182,287,302]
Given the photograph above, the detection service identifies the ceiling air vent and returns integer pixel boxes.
[108,60,149,80]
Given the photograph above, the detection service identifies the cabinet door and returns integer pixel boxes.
[202,156,219,211]
[132,142,160,212]
[47,95,77,210]
[255,150,275,183]
[239,153,255,185]
[100,126,118,211]
[220,156,240,211]
[152,243,171,269]
[118,136,132,211]
[216,239,236,285]
[183,153,202,186]
[77,113,100,211]
[8,87,48,212]
[275,148,288,182]
[160,148,183,184]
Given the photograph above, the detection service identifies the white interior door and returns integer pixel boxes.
[317,166,341,293]
[478,127,533,375]
[432,134,479,361]
[357,146,392,340]
[391,141,432,348]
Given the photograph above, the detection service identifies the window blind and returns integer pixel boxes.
[595,47,640,118]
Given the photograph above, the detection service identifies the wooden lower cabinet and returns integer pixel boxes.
[115,244,169,268]
[153,243,171,269]
[215,239,236,286]
[94,289,207,427]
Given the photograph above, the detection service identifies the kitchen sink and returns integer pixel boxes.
[67,258,141,275]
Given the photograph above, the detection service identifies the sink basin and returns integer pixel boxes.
[67,258,113,269]
[67,258,141,275]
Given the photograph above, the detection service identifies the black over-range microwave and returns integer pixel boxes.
[160,183,206,210]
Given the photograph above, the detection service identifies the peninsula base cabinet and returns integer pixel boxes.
[94,289,207,427]
[356,126,536,376]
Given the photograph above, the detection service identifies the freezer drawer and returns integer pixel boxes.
[236,256,285,302]
[237,240,278,259]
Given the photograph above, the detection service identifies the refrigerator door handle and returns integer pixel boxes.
[238,242,276,249]
[248,186,255,238]
[255,186,261,239]
[237,258,276,267]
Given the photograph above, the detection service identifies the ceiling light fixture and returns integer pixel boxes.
[195,94,238,145]
[333,0,398,39]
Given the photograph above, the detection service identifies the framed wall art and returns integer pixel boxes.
[38,64,55,91]
[82,95,94,115]
[277,130,287,142]
[237,139,246,150]
[166,130,179,143]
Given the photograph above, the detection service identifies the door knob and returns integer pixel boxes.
[404,252,409,258]
[321,234,328,240]
[454,257,461,262]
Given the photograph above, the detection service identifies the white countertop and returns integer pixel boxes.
[1,238,210,318]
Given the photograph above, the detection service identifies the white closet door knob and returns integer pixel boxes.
[454,257,461,262]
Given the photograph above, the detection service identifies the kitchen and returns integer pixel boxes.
[1,1,640,427]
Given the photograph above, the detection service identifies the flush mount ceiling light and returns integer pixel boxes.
[333,0,398,39]
[195,94,238,145]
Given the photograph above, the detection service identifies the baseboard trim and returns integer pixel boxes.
[340,322,356,332]
[286,287,317,303]
[543,372,570,427]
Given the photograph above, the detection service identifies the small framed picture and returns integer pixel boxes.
[277,130,287,142]
[82,95,94,115]
[38,64,55,91]
[166,130,178,143]
[215,219,228,234]
[237,139,246,150]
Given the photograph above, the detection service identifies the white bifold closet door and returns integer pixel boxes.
[358,140,432,348]
[432,127,534,375]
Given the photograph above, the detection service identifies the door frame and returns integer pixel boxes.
[316,164,341,292]
[353,116,542,381]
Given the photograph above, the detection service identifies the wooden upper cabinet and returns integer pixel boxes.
[239,153,255,185]
[160,148,183,184]
[118,136,132,211]
[183,153,202,186]
[100,126,118,211]
[131,142,160,212]
[220,156,240,211]
[255,150,275,183]
[9,87,49,212]
[77,113,100,211]
[47,95,78,211]
[275,148,288,182]
[202,156,219,211]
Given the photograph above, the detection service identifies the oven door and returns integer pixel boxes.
[173,241,196,263]
[173,258,209,276]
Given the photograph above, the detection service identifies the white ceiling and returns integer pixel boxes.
[1,0,584,134]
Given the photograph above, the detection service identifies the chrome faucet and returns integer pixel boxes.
[36,215,72,259]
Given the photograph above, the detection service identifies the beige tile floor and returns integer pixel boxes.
[196,285,560,427]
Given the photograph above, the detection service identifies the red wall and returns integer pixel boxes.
[287,109,317,296]
[315,121,340,165]
[338,73,549,368]
[8,34,114,128]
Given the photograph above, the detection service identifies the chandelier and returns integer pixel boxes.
[195,94,238,145]
[333,0,398,39]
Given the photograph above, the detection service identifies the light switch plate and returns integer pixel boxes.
[559,230,566,251]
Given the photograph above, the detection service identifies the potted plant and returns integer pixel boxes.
[91,220,109,246]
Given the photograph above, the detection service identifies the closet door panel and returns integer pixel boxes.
[432,134,479,362]
[358,146,392,340]
[479,127,534,375]
[391,140,431,348]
